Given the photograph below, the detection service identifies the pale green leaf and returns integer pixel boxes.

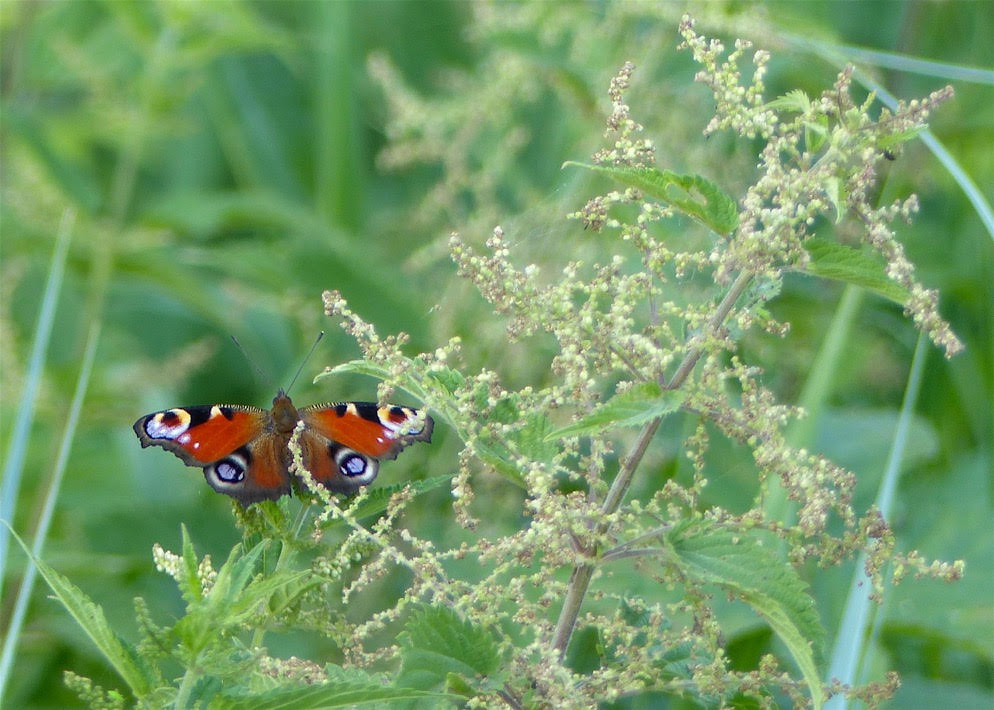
[804,118,829,154]
[766,89,811,113]
[563,162,739,235]
[824,177,846,223]
[801,238,908,304]
[546,384,686,440]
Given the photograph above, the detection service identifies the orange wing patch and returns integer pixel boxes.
[135,405,266,464]
[300,402,433,459]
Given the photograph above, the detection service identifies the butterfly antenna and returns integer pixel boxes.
[230,335,269,387]
[286,331,325,395]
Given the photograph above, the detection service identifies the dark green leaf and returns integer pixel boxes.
[667,522,825,709]
[5,525,153,697]
[398,605,501,692]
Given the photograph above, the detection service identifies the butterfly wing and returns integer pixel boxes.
[133,404,292,503]
[297,402,434,493]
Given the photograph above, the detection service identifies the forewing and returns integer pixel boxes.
[133,404,291,504]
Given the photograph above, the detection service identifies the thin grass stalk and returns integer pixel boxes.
[0,25,165,698]
[790,37,994,85]
[314,0,360,229]
[0,208,76,607]
[824,332,928,708]
[0,321,102,703]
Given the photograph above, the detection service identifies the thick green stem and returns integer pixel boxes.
[550,271,754,659]
[173,667,200,709]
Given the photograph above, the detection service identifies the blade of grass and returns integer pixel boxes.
[798,41,994,85]
[824,333,928,709]
[314,0,362,229]
[0,208,75,607]
[0,320,102,704]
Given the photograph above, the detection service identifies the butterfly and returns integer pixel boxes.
[134,390,433,504]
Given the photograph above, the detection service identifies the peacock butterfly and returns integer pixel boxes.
[133,390,433,504]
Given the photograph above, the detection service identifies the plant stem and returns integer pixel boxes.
[550,417,660,656]
[173,667,200,709]
[666,271,753,391]
[550,270,754,659]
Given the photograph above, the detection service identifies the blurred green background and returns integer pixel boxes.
[1,2,991,707]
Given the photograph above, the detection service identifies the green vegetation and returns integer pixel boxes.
[2,3,991,708]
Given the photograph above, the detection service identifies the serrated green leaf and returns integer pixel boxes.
[546,384,686,440]
[563,162,739,235]
[766,89,810,113]
[317,359,428,403]
[180,524,204,604]
[4,525,153,697]
[426,367,466,395]
[878,126,924,150]
[804,116,829,154]
[399,605,501,691]
[473,437,528,487]
[212,540,269,606]
[565,626,602,675]
[511,411,558,461]
[801,238,908,304]
[667,522,825,709]
[823,177,846,223]
[445,672,477,698]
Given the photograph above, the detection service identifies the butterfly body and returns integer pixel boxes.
[134,390,433,504]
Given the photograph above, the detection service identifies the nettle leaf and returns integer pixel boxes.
[823,176,846,223]
[474,437,528,487]
[179,524,204,604]
[563,162,740,235]
[398,604,502,694]
[667,522,826,710]
[511,411,558,462]
[878,125,924,150]
[175,539,311,656]
[546,383,686,440]
[426,367,467,395]
[318,359,429,403]
[6,526,154,697]
[801,238,908,304]
[766,89,811,113]
[472,400,548,488]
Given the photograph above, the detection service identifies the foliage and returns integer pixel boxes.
[2,2,992,709]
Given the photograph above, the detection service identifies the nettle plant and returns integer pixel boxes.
[44,18,963,709]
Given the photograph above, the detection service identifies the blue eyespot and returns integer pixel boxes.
[339,454,367,477]
[216,459,245,483]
